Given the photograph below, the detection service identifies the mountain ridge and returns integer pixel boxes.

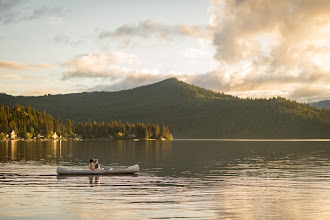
[0,78,330,138]
[310,100,330,110]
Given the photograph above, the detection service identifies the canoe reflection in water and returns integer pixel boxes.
[56,173,139,188]
[89,176,100,187]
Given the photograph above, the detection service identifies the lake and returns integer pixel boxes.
[1,139,330,219]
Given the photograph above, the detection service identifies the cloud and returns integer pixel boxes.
[0,0,22,14]
[62,52,177,92]
[0,60,55,70]
[24,89,53,96]
[195,0,330,102]
[27,6,65,20]
[0,0,24,24]
[0,0,66,24]
[62,52,142,79]
[99,19,209,43]
[211,0,330,62]
[0,70,41,81]
[0,72,21,80]
[288,86,328,101]
[87,74,167,92]
[53,34,82,46]
[58,1,330,102]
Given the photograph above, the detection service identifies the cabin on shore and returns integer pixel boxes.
[10,130,17,140]
[52,132,58,140]
[127,133,137,139]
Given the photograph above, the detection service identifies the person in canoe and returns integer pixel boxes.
[88,158,94,170]
[94,159,101,170]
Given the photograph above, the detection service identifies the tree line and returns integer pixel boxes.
[0,104,173,140]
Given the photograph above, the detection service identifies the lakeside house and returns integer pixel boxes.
[52,132,58,140]
[10,130,17,140]
[127,133,137,139]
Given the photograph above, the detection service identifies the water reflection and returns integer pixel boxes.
[0,140,174,168]
[0,140,330,177]
[1,140,330,219]
[89,176,100,187]
[10,140,17,160]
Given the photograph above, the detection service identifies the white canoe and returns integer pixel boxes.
[57,164,140,175]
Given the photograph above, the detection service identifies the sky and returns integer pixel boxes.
[0,0,329,102]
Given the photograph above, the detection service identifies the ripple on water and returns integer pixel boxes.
[1,140,330,219]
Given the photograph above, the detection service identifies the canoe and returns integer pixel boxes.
[57,164,140,175]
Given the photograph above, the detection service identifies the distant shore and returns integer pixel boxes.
[0,138,171,141]
[2,138,330,142]
[174,138,330,142]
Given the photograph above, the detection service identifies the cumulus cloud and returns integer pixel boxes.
[62,52,143,80]
[0,60,55,70]
[59,0,330,102]
[99,19,209,43]
[211,0,330,62]
[187,0,330,102]
[62,52,177,91]
[288,86,329,101]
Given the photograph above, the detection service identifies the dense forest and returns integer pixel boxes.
[0,104,173,140]
[0,78,330,138]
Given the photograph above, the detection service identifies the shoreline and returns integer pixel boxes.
[174,138,330,141]
[0,138,171,142]
[1,138,330,142]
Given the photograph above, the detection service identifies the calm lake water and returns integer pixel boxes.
[1,139,330,219]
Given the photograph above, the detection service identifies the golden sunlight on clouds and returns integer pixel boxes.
[0,60,55,70]
[55,0,330,102]
[62,52,142,79]
[196,0,330,102]
[62,52,167,92]
[24,89,54,96]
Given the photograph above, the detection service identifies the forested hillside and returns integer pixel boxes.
[1,78,330,138]
[0,104,172,140]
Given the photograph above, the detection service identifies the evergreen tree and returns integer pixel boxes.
[160,124,166,138]
[0,132,5,140]
[42,122,50,137]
